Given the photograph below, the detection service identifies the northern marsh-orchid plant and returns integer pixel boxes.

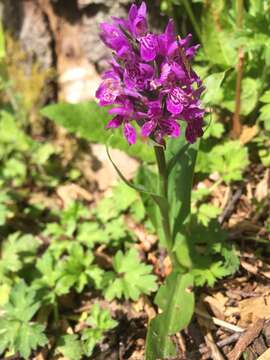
[96,2,205,359]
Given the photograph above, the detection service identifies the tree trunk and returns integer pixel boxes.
[1,0,132,101]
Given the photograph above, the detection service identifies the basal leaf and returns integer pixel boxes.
[145,273,194,360]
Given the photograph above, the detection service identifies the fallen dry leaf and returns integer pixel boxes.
[203,293,227,320]
[29,191,61,210]
[239,295,270,327]
[255,168,270,202]
[57,183,93,206]
[241,260,258,275]
[90,144,139,191]
[239,125,258,145]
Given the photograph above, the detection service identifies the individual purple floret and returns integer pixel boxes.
[96,1,205,145]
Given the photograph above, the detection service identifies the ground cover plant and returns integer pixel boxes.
[0,1,270,359]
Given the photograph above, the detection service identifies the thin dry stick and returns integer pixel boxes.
[218,187,243,224]
[227,318,264,360]
[204,331,225,360]
[217,332,242,348]
[232,0,244,138]
[195,309,245,333]
[200,332,243,354]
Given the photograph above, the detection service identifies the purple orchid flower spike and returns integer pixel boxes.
[96,2,205,145]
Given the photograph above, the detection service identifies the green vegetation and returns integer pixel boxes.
[0,1,270,358]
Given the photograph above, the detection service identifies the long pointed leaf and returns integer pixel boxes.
[166,129,199,239]
[145,273,194,360]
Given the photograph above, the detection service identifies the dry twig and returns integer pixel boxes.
[218,187,243,224]
[195,309,245,333]
[227,318,264,360]
[204,331,225,360]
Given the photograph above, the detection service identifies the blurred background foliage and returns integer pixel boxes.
[0,0,269,359]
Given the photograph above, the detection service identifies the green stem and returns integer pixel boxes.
[154,146,168,199]
[53,301,59,324]
[154,146,175,259]
[181,0,202,42]
[232,0,244,138]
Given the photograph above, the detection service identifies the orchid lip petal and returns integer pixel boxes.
[106,116,123,129]
[141,120,157,137]
[124,123,137,144]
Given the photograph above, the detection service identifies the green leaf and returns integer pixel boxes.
[201,1,236,67]
[259,103,270,130]
[0,110,30,151]
[260,90,270,103]
[57,243,104,294]
[135,165,165,245]
[0,284,10,306]
[175,219,240,287]
[196,140,249,183]
[0,232,40,283]
[145,273,194,360]
[196,204,222,226]
[32,143,56,165]
[82,303,117,356]
[173,232,193,269]
[33,252,63,304]
[223,77,260,116]
[205,121,225,139]
[191,242,240,286]
[202,71,227,106]
[3,158,27,184]
[191,260,226,287]
[0,22,5,59]
[103,248,157,301]
[40,101,154,162]
[56,334,83,360]
[95,181,140,222]
[0,282,48,359]
[104,217,128,243]
[259,148,270,166]
[77,222,108,248]
[13,323,47,359]
[111,182,140,212]
[166,127,199,239]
